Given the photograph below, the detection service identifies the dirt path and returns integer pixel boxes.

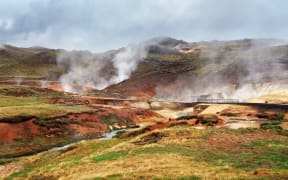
[199,104,230,115]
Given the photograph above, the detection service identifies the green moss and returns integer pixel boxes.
[0,96,45,107]
[132,146,191,156]
[6,163,32,180]
[194,137,288,170]
[206,122,215,127]
[235,140,288,170]
[273,113,284,121]
[0,158,14,165]
[91,151,128,163]
[260,121,286,135]
[148,54,183,62]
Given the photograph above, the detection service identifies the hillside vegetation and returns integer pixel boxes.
[0,86,88,120]
[2,126,288,179]
[1,38,288,100]
[0,45,62,79]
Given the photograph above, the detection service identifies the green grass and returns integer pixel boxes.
[193,134,288,171]
[0,103,89,120]
[91,151,128,163]
[131,128,288,171]
[6,171,30,180]
[0,96,44,107]
[132,146,191,156]
[130,143,283,171]
[148,54,183,62]
[0,86,90,120]
[257,113,285,121]
[6,163,32,180]
[260,121,288,136]
[152,176,202,180]
[235,140,288,170]
[0,158,14,165]
[99,114,133,126]
[3,127,288,179]
[0,55,62,78]
[26,139,124,171]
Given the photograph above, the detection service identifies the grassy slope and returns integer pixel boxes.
[0,86,93,159]
[0,86,90,120]
[4,127,288,180]
[0,61,62,79]
[0,46,62,79]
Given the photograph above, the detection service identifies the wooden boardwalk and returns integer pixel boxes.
[196,98,240,104]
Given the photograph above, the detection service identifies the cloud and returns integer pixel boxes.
[0,0,288,51]
[0,18,14,31]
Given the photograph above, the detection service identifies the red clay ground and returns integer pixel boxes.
[0,106,164,157]
[0,118,40,143]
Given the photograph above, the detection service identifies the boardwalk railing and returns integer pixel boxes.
[197,98,239,104]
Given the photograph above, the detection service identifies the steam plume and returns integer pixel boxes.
[57,42,148,93]
[154,39,288,102]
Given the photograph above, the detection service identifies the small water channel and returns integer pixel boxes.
[50,128,130,151]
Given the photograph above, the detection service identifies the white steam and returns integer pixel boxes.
[154,39,288,102]
[57,43,148,93]
[110,44,148,83]
[40,80,49,88]
[13,77,23,86]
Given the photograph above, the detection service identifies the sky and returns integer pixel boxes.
[0,0,287,52]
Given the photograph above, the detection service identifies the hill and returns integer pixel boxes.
[1,38,287,103]
[104,38,288,103]
[0,45,62,80]
[2,125,288,179]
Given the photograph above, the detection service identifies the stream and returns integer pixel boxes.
[50,128,130,151]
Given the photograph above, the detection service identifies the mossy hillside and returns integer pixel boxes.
[4,127,288,179]
[0,86,90,121]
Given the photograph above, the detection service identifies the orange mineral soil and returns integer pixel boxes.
[0,118,40,143]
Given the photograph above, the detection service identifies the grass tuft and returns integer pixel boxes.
[91,151,128,163]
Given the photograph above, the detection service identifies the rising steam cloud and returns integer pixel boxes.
[57,37,288,102]
[57,42,149,93]
[154,39,288,102]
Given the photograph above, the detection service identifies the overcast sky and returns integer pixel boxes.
[0,0,287,52]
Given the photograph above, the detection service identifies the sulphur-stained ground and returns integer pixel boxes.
[1,126,288,179]
[0,85,165,159]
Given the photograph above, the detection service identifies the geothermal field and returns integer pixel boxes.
[0,37,287,179]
